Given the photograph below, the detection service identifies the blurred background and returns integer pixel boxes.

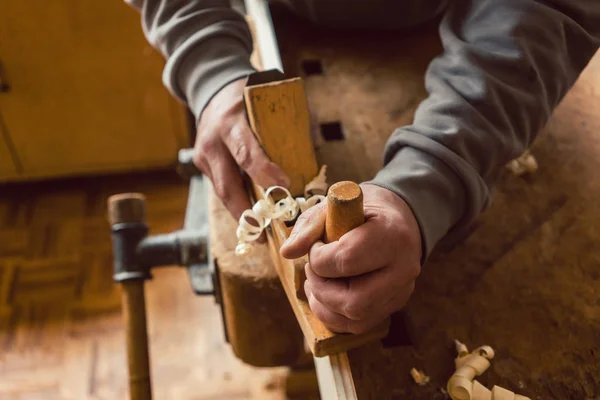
[0,2,299,399]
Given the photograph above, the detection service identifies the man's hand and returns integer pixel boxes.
[194,77,290,219]
[280,184,422,334]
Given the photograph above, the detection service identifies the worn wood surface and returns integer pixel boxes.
[0,171,296,399]
[208,183,305,367]
[271,6,600,399]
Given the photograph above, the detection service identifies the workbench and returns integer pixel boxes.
[209,5,600,399]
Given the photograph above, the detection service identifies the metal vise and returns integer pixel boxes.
[109,149,214,294]
[106,149,215,400]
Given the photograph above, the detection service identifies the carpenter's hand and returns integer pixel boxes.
[194,77,290,219]
[280,184,422,334]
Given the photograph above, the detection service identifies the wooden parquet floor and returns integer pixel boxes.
[0,172,289,400]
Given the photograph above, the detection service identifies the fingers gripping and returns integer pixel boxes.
[203,139,252,220]
[280,202,326,259]
[305,282,375,334]
[222,122,290,189]
[306,264,396,322]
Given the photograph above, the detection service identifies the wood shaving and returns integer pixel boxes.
[506,151,538,176]
[455,339,469,358]
[304,165,329,197]
[410,368,430,386]
[447,340,531,400]
[236,166,329,256]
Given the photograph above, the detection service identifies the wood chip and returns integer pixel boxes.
[410,368,430,386]
[448,341,532,400]
[304,165,329,197]
[506,150,538,176]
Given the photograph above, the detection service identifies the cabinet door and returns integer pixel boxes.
[0,1,189,180]
[0,113,18,180]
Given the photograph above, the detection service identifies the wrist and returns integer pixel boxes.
[361,183,423,262]
[366,146,467,263]
[200,77,248,127]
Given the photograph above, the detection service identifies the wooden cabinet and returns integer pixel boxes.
[0,1,190,182]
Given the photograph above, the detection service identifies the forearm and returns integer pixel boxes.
[370,0,600,260]
[125,0,256,121]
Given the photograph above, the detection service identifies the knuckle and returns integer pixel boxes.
[232,142,252,170]
[333,245,352,276]
[192,147,206,168]
[297,208,314,225]
[343,297,367,321]
[298,203,324,229]
[192,153,206,173]
[213,181,233,204]
[310,259,327,279]
[196,135,218,156]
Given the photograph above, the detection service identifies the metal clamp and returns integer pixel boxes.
[111,222,151,282]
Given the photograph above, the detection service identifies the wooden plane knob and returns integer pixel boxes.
[324,181,364,243]
[107,193,147,225]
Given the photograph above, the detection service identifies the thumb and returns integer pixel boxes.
[280,202,326,259]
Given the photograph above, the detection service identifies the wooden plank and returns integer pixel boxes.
[244,77,389,357]
[244,78,319,197]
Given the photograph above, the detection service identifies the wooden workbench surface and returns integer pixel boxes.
[208,6,599,400]
[271,7,599,399]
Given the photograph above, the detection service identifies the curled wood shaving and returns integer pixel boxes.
[235,167,329,256]
[448,340,531,400]
[304,165,329,197]
[455,339,469,358]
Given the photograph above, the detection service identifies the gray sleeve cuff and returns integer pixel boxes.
[367,130,489,262]
[164,35,256,122]
[368,0,600,263]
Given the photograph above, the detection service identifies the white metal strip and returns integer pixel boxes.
[244,0,284,71]
[243,2,359,398]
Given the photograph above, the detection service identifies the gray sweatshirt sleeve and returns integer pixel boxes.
[369,0,600,261]
[125,0,256,121]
